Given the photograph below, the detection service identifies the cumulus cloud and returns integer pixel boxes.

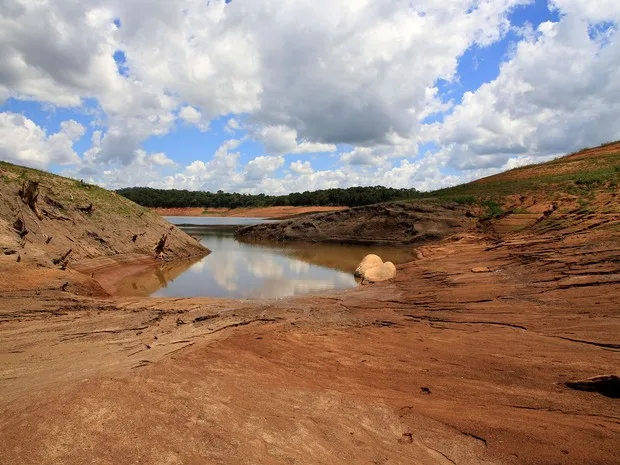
[436,0,620,170]
[289,160,314,175]
[245,155,285,181]
[179,105,209,131]
[1,0,619,192]
[225,118,242,134]
[157,139,244,192]
[255,125,336,154]
[340,147,387,166]
[0,2,120,106]
[0,112,82,168]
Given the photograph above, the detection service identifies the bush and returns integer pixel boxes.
[453,195,476,205]
[481,200,503,219]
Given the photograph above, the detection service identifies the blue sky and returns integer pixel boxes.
[0,0,618,193]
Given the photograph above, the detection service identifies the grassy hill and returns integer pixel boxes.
[429,141,619,206]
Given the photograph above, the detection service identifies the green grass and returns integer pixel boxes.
[481,200,504,219]
[452,195,476,205]
[424,152,620,201]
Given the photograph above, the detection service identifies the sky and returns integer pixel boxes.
[0,0,619,194]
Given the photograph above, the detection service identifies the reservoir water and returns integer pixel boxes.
[116,217,418,299]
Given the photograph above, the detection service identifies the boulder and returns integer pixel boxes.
[354,254,383,277]
[363,261,397,283]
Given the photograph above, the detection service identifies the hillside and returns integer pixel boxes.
[0,162,208,294]
[237,142,620,244]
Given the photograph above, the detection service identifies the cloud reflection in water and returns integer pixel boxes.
[143,230,359,298]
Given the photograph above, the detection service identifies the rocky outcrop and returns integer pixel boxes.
[236,201,474,245]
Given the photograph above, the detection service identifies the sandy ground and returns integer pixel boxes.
[152,206,349,218]
[1,223,618,464]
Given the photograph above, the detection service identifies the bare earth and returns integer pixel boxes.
[1,149,619,465]
[152,206,348,219]
[1,223,619,464]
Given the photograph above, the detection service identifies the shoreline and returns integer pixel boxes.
[151,205,348,218]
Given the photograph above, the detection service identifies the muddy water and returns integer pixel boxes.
[117,218,418,299]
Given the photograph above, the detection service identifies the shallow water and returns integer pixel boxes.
[118,217,418,299]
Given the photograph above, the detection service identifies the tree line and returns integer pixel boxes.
[116,186,423,208]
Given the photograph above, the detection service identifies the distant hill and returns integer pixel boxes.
[118,141,619,211]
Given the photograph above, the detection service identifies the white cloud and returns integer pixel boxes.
[436,1,620,170]
[289,160,314,175]
[1,0,528,162]
[179,105,209,131]
[340,147,387,166]
[1,0,619,193]
[143,151,175,167]
[245,155,285,180]
[156,139,244,191]
[225,118,241,133]
[255,125,336,155]
[0,112,82,168]
[60,120,87,140]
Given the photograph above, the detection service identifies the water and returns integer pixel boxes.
[117,217,418,299]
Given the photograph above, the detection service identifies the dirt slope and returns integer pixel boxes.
[0,162,207,294]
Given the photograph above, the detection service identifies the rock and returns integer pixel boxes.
[354,254,383,277]
[565,375,619,398]
[364,261,396,283]
[471,266,491,273]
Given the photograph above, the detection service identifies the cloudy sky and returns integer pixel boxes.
[1,0,618,194]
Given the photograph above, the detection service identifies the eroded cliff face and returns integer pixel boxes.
[0,162,208,294]
[236,201,476,245]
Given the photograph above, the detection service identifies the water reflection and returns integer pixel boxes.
[109,256,205,297]
[117,220,417,299]
[249,240,419,274]
[145,229,359,298]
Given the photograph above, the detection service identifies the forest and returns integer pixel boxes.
[116,185,423,208]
